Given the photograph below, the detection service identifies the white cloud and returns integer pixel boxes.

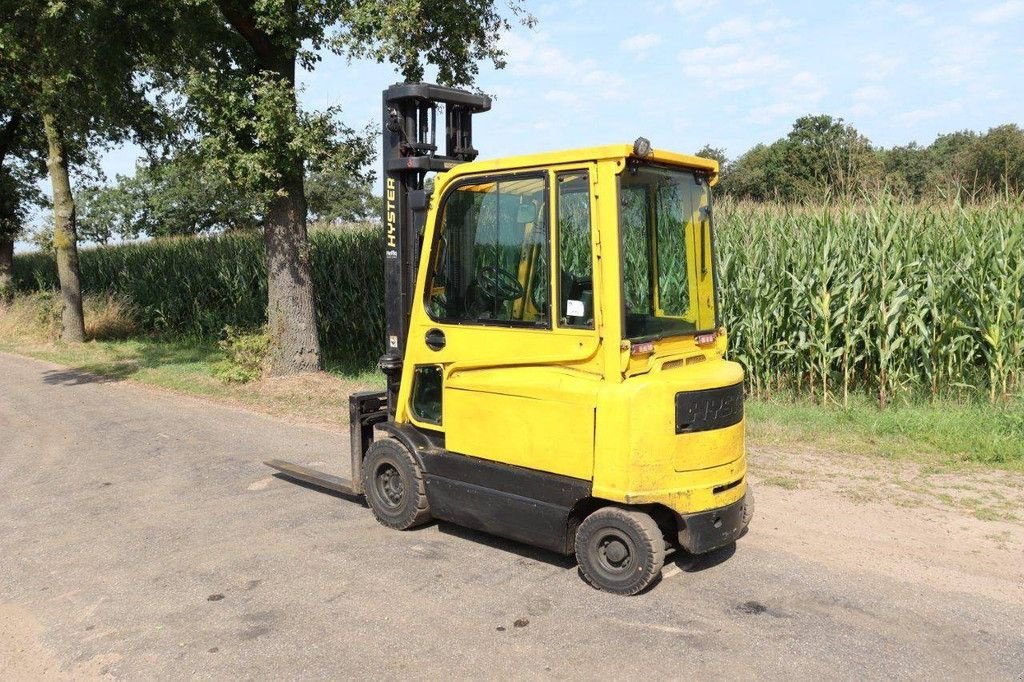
[895,99,964,125]
[543,90,584,107]
[745,71,827,124]
[862,53,902,81]
[972,0,1024,23]
[500,31,613,85]
[497,30,630,107]
[680,43,789,91]
[620,33,663,56]
[705,17,793,43]
[928,27,994,83]
[673,0,719,16]
[849,85,888,116]
[894,3,925,19]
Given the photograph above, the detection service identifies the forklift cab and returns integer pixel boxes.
[372,144,747,589]
[349,85,751,596]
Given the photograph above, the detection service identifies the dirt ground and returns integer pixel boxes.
[2,352,1023,679]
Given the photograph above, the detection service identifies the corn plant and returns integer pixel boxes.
[11,195,1023,405]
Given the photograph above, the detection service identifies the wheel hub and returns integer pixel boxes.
[376,464,404,507]
[604,539,628,564]
[598,534,632,571]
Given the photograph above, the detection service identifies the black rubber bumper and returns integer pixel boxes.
[675,494,747,554]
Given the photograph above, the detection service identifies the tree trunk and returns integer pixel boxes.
[0,235,13,299]
[42,111,85,343]
[264,172,321,373]
[260,51,320,374]
[215,3,321,373]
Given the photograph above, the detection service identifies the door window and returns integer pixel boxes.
[556,172,594,328]
[426,174,550,326]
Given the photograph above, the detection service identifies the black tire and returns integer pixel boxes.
[742,484,754,529]
[575,507,666,596]
[362,439,431,530]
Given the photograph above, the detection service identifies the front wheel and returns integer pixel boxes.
[575,507,666,596]
[362,439,431,530]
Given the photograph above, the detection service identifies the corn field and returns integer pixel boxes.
[13,197,1024,405]
[13,227,386,368]
[716,196,1024,406]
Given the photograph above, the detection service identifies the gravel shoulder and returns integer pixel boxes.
[2,352,1022,679]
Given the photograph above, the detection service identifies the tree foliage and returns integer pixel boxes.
[709,117,1024,202]
[0,0,184,336]
[78,149,261,243]
[155,0,534,373]
[77,133,378,242]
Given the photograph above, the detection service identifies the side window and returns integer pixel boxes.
[426,175,549,326]
[410,365,442,425]
[557,172,594,328]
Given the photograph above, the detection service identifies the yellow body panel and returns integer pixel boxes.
[397,144,744,518]
[594,358,746,513]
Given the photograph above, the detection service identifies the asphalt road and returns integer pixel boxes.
[1,352,1022,679]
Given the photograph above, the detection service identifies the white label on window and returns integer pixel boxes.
[566,299,585,317]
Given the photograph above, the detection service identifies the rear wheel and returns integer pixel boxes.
[362,439,431,530]
[742,484,754,529]
[575,507,666,596]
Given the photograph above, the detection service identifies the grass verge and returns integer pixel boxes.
[3,293,1020,469]
[1,293,381,429]
[747,397,1024,470]
[1,336,382,430]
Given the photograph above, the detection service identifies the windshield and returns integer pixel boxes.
[619,165,718,341]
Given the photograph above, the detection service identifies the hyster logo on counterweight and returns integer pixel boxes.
[385,177,397,254]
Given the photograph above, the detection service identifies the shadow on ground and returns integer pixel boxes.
[39,342,222,387]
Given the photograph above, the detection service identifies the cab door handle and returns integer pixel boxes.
[425,328,446,351]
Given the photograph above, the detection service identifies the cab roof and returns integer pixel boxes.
[443,144,720,185]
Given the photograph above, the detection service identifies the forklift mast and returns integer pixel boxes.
[379,83,491,416]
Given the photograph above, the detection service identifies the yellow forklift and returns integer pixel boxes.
[268,83,752,595]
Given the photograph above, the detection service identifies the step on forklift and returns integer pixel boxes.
[267,82,752,595]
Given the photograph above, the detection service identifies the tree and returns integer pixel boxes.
[173,0,533,374]
[726,142,796,201]
[0,0,177,340]
[723,115,882,202]
[306,131,378,223]
[955,124,1024,196]
[695,144,728,168]
[78,148,262,243]
[881,142,933,199]
[77,131,377,241]
[0,104,46,297]
[695,144,731,193]
[784,115,879,199]
[925,130,978,195]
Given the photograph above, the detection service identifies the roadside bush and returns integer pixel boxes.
[212,325,270,383]
[84,293,138,340]
[0,291,139,343]
[0,291,58,342]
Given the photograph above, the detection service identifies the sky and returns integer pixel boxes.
[92,0,1024,193]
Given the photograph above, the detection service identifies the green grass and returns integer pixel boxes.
[2,285,1019,470]
[747,395,1024,469]
[0,336,383,428]
[6,335,1021,472]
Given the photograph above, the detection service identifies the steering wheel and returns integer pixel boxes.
[478,265,525,302]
